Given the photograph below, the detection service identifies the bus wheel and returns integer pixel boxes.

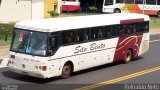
[157,11,160,18]
[114,9,121,13]
[61,63,71,79]
[124,50,133,64]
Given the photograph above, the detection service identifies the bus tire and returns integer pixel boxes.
[157,11,160,18]
[124,49,133,64]
[114,9,121,13]
[61,63,72,79]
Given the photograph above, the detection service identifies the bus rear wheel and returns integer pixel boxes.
[61,63,72,79]
[114,9,121,13]
[124,50,133,64]
[157,11,160,18]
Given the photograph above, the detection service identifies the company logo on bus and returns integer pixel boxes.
[74,43,105,54]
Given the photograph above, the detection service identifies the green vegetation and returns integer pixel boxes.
[150,18,160,29]
[48,11,59,17]
[0,17,160,47]
[0,23,15,46]
[88,6,98,13]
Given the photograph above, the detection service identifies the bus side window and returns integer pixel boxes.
[127,24,133,35]
[98,27,103,38]
[62,30,75,45]
[144,21,149,32]
[103,25,116,37]
[135,0,143,4]
[117,25,121,36]
[103,26,110,38]
[91,27,99,40]
[83,29,90,41]
[146,0,156,5]
[158,0,160,5]
[119,24,127,35]
[132,23,139,33]
[111,25,117,36]
[139,22,145,33]
[75,28,90,43]
[116,0,124,3]
[125,0,134,4]
[75,31,80,42]
[105,0,113,5]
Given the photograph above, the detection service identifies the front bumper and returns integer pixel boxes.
[8,65,47,79]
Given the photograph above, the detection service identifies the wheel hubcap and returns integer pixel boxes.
[63,66,70,75]
[126,53,131,61]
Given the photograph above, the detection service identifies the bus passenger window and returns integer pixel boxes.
[120,25,127,35]
[76,32,80,42]
[133,23,138,33]
[103,26,110,38]
[105,0,113,5]
[98,27,103,38]
[158,0,160,5]
[116,0,124,3]
[139,22,145,33]
[125,0,134,4]
[68,32,74,43]
[110,25,117,36]
[117,25,121,35]
[127,24,133,35]
[91,28,98,40]
[62,31,75,45]
[75,29,90,43]
[84,29,90,41]
[135,0,143,4]
[146,0,156,5]
[144,22,149,32]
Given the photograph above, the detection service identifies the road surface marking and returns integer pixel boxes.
[150,39,160,43]
[75,66,160,90]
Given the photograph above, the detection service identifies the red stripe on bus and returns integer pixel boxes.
[144,10,157,15]
[113,34,143,62]
[120,18,144,24]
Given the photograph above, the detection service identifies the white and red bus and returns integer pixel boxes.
[62,0,80,12]
[8,13,149,79]
[103,0,160,17]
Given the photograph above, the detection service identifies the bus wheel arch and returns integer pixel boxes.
[124,48,133,64]
[157,11,160,18]
[60,61,74,79]
[114,8,121,13]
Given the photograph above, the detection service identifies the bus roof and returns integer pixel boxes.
[15,13,150,32]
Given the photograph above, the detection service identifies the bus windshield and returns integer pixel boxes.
[11,28,48,56]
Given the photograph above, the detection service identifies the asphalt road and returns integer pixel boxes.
[0,34,160,90]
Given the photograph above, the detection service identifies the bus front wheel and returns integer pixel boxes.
[61,63,72,79]
[124,50,133,64]
[157,11,160,18]
[114,9,121,13]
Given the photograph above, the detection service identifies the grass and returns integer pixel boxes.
[0,23,15,46]
[0,16,160,47]
[150,18,160,29]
